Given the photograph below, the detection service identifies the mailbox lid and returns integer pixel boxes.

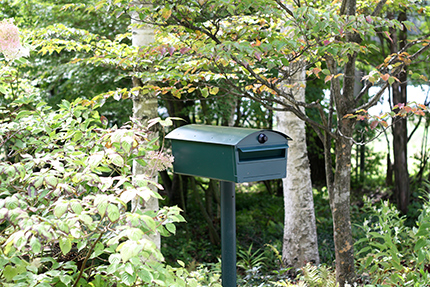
[168,140,237,182]
[166,124,291,146]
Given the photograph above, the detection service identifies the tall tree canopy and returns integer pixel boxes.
[12,0,429,285]
[96,0,428,285]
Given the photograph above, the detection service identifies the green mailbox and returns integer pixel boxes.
[165,124,291,183]
[166,124,291,287]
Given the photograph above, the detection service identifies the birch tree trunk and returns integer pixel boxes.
[276,62,320,270]
[131,1,160,249]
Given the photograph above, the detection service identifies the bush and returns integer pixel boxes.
[355,196,430,286]
[0,23,212,286]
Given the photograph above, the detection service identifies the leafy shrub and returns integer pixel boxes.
[272,264,337,287]
[0,26,211,285]
[0,91,192,286]
[355,197,430,286]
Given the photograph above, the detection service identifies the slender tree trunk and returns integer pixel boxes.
[326,51,357,285]
[390,10,409,214]
[131,1,160,249]
[331,121,355,286]
[277,62,320,270]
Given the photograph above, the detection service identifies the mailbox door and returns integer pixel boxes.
[235,145,287,183]
[170,140,237,182]
[235,131,289,183]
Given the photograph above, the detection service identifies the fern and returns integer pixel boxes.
[300,264,337,287]
[272,264,337,287]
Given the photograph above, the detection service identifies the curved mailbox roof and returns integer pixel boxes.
[166,124,292,145]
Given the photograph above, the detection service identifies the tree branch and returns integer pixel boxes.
[371,0,387,16]
[353,39,430,113]
[275,0,295,17]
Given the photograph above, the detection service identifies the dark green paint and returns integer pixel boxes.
[166,124,291,183]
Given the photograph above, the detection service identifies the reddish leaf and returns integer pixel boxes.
[366,16,372,23]
[324,75,333,83]
[384,31,393,43]
[381,74,390,82]
[100,115,108,126]
[404,106,412,113]
[370,120,378,130]
[415,109,425,116]
[255,52,262,61]
[180,47,191,54]
[161,9,172,20]
[168,46,176,56]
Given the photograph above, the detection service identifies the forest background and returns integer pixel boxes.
[0,0,430,286]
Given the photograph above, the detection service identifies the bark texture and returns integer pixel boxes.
[277,63,320,270]
[331,120,355,285]
[326,50,357,285]
[131,2,160,249]
[390,11,409,214]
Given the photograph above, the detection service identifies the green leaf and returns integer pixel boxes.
[125,262,134,275]
[59,238,72,255]
[281,58,289,66]
[60,275,73,285]
[88,152,104,168]
[365,255,374,268]
[97,201,108,216]
[3,265,18,281]
[79,214,93,225]
[45,175,59,187]
[107,204,120,222]
[128,228,144,241]
[109,254,122,265]
[70,201,83,215]
[73,131,83,142]
[109,153,124,167]
[54,202,68,218]
[121,272,136,286]
[15,110,32,119]
[60,99,71,110]
[414,238,428,251]
[141,215,156,232]
[201,87,209,98]
[138,269,153,283]
[58,221,70,233]
[119,240,141,262]
[165,223,176,234]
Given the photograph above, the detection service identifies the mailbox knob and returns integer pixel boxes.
[258,133,268,144]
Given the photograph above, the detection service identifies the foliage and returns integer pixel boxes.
[312,188,335,264]
[0,91,191,286]
[82,0,430,283]
[0,21,218,287]
[273,264,337,287]
[1,0,133,126]
[237,243,267,271]
[355,195,430,286]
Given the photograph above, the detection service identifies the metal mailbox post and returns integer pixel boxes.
[166,125,291,287]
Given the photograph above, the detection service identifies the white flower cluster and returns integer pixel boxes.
[0,18,29,61]
[146,151,174,172]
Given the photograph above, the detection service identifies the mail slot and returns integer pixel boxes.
[165,124,291,183]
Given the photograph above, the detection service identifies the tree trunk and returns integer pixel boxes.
[331,121,355,286]
[390,10,409,214]
[326,50,357,285]
[131,1,160,249]
[277,62,320,270]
